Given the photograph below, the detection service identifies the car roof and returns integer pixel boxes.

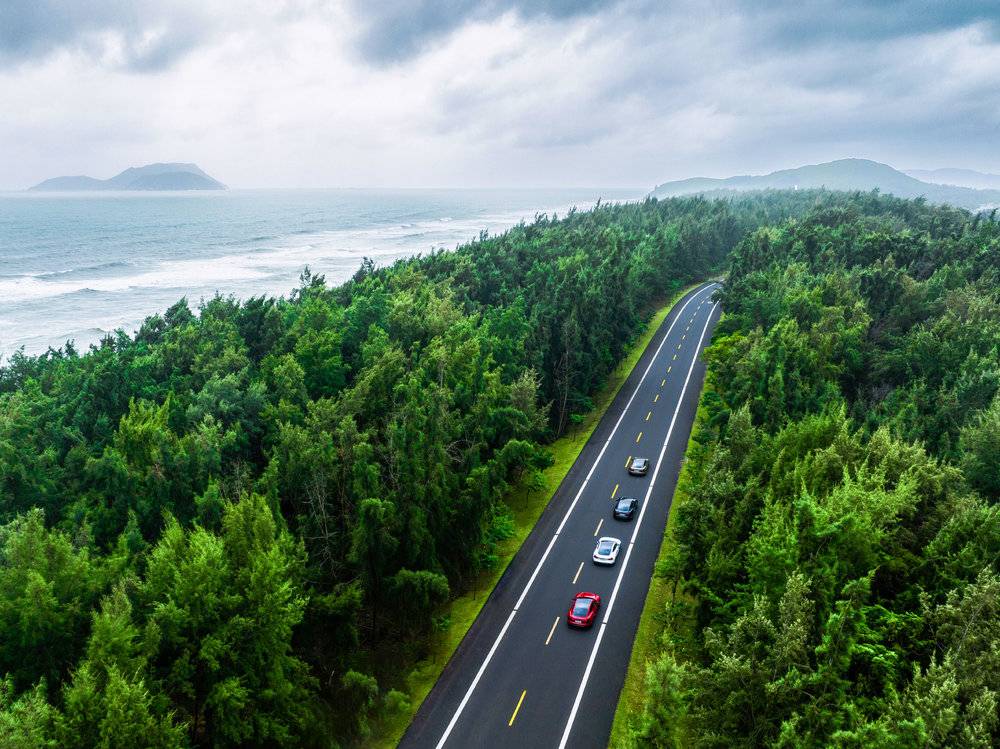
[597,536,620,544]
[575,591,598,599]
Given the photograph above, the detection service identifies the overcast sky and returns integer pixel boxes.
[2,0,999,190]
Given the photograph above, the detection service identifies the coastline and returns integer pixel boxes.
[0,188,643,359]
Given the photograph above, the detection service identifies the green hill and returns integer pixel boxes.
[652,158,1000,211]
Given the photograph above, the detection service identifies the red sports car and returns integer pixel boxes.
[567,592,601,628]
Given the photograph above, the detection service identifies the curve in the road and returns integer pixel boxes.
[400,281,722,749]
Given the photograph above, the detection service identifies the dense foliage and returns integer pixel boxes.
[0,193,809,747]
[632,196,1000,747]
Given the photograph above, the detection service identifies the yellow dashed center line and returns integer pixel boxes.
[677,343,682,350]
[654,394,660,403]
[636,431,643,443]
[672,354,677,361]
[509,690,527,727]
[572,561,584,585]
[667,365,672,373]
[611,482,619,499]
[545,617,559,645]
[660,378,666,387]
[645,411,652,422]
[682,334,686,340]
[594,518,604,536]
[625,455,632,468]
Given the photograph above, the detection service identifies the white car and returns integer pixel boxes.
[592,536,622,565]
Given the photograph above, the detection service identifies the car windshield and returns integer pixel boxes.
[572,599,592,616]
[617,498,633,511]
[598,540,614,554]
[633,459,646,468]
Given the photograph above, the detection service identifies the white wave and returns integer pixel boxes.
[0,198,603,305]
[0,194,637,357]
[0,257,269,304]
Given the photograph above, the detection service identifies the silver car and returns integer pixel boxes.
[592,536,622,565]
[628,457,650,476]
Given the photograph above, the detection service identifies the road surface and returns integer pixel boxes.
[400,281,722,748]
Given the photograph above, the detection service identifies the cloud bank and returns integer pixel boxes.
[1,1,998,189]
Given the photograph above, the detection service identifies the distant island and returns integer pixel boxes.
[30,163,226,191]
[652,158,1000,211]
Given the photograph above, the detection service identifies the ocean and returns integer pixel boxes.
[0,188,642,359]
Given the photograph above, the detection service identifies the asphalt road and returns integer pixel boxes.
[400,281,722,749]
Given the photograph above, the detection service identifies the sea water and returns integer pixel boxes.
[0,188,641,359]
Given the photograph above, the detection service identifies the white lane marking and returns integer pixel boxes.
[432,284,717,749]
[557,301,720,749]
[436,608,517,747]
[514,530,559,610]
[572,561,584,584]
[593,518,604,537]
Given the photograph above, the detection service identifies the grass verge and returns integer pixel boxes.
[365,281,702,748]
[607,367,716,747]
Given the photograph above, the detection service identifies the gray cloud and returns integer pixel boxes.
[0,0,210,71]
[347,0,1000,65]
[349,0,609,63]
[744,0,999,47]
[1,0,1000,190]
[391,0,1000,176]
